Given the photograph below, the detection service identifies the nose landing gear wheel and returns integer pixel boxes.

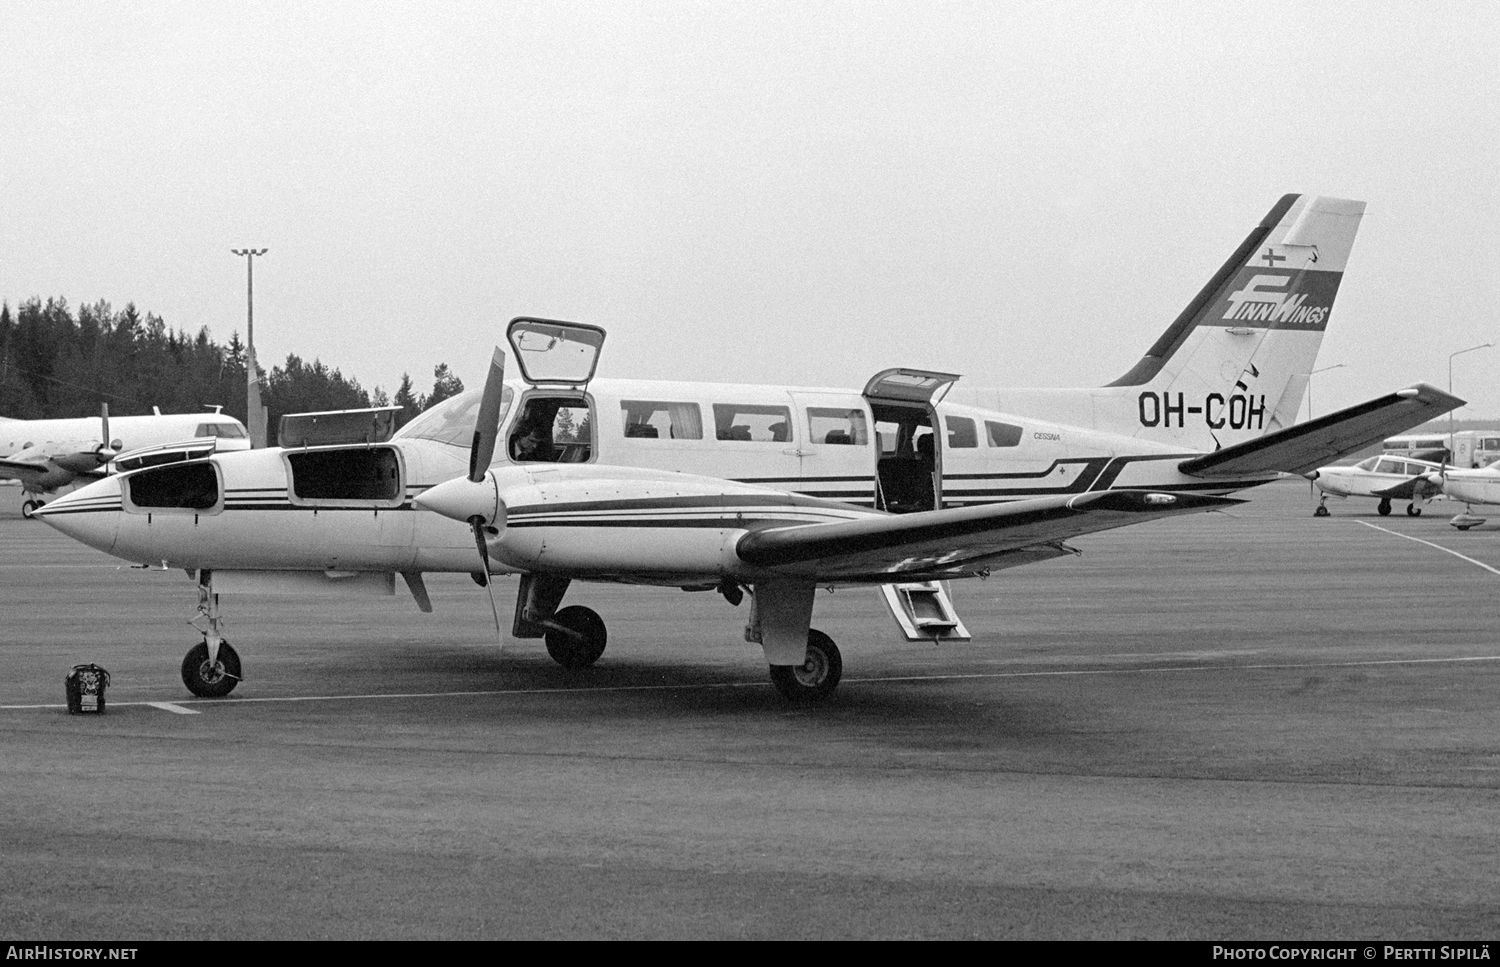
[181,640,241,697]
[544,605,608,669]
[21,499,40,519]
[1314,504,1330,517]
[769,629,843,702]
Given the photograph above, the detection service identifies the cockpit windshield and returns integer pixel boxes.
[393,386,513,450]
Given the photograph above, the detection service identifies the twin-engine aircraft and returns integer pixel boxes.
[1,407,250,517]
[35,194,1464,702]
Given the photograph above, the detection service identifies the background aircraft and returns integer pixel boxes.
[1418,461,1500,530]
[1308,453,1446,517]
[1,407,250,517]
[33,194,1464,702]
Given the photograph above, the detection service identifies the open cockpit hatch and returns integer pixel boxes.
[505,317,607,465]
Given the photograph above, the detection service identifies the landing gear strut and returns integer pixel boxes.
[183,570,241,697]
[769,629,843,702]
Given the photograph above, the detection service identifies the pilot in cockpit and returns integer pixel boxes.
[510,420,556,462]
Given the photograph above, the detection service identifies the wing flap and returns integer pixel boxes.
[735,490,1241,581]
[1178,383,1463,478]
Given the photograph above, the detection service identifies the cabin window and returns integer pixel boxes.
[510,395,593,463]
[287,446,403,504]
[712,404,792,442]
[946,416,977,449]
[1374,458,1405,474]
[620,400,703,440]
[985,421,1023,447]
[807,407,868,446]
[126,462,221,511]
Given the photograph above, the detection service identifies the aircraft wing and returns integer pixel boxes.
[735,490,1241,582]
[1371,476,1443,500]
[0,457,52,488]
[1178,383,1463,478]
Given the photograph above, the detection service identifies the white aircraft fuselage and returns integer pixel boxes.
[37,375,1270,578]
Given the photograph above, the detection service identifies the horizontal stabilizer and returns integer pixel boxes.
[736,490,1241,582]
[1178,383,1463,478]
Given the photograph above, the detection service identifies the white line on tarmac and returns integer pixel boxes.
[145,702,199,714]
[2,653,1498,710]
[1356,521,1500,576]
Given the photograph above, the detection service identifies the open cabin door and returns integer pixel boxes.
[504,318,607,465]
[862,368,960,513]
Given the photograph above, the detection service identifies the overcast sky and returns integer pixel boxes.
[3,1,1498,418]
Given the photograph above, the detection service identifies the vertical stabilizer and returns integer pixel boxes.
[1102,194,1365,449]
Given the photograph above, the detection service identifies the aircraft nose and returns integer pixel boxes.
[32,479,122,555]
[414,474,501,526]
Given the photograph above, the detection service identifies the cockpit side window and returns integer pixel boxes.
[125,462,221,512]
[510,395,593,463]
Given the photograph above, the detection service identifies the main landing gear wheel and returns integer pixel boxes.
[1378,498,1393,516]
[181,640,241,698]
[1407,503,1422,517]
[544,605,608,669]
[21,499,40,519]
[769,629,843,703]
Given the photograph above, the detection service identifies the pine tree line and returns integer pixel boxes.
[0,297,463,444]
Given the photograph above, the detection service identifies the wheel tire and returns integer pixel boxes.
[544,606,607,669]
[21,500,37,520]
[1314,505,1330,517]
[1378,500,1392,516]
[769,629,843,702]
[181,640,241,698]
[1407,505,1422,517]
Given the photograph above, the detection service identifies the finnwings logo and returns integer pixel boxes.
[1221,274,1329,326]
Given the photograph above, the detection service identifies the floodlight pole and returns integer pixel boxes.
[1448,342,1493,454]
[231,248,269,447]
[1307,363,1346,421]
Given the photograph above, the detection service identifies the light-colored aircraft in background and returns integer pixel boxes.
[1308,454,1446,517]
[35,193,1464,703]
[1,407,250,517]
[1414,459,1500,530]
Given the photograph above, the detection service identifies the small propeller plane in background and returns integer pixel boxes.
[1307,453,1447,517]
[2,406,249,517]
[1416,459,1500,530]
[34,193,1465,702]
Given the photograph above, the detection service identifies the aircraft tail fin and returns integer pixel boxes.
[1105,194,1365,449]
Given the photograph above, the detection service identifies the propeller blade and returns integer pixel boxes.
[469,347,507,483]
[470,516,504,643]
